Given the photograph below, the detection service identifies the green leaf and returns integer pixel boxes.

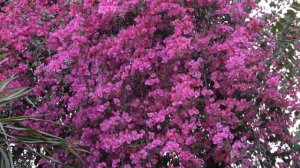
[291,2,300,11]
[0,147,11,168]
[286,9,296,18]
[0,77,85,166]
[24,144,65,167]
[0,52,10,60]
[0,77,17,92]
[0,116,32,123]
[64,146,82,162]
[69,146,90,153]
[0,87,28,96]
[275,22,284,31]
[271,26,277,35]
[0,88,31,105]
[0,58,8,65]
[0,124,14,168]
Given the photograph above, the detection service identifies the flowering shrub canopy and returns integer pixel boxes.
[0,0,299,167]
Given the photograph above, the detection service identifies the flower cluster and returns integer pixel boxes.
[0,0,299,167]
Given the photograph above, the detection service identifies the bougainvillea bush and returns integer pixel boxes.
[0,0,299,167]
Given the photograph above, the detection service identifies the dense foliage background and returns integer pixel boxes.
[0,0,299,167]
